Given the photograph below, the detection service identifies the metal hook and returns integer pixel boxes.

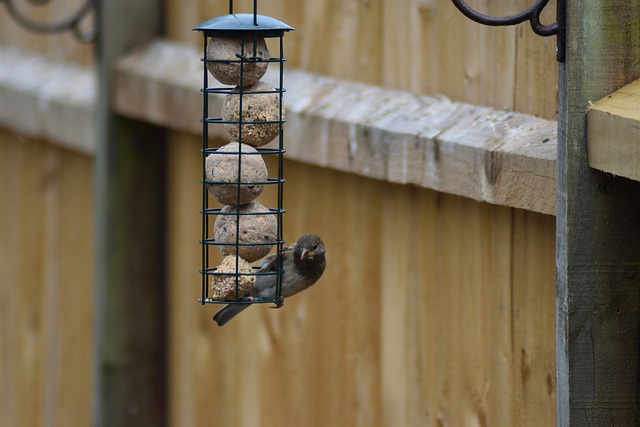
[450,0,565,61]
[0,0,97,43]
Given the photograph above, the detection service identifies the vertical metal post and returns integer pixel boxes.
[276,33,285,300]
[94,0,165,426]
[201,35,209,304]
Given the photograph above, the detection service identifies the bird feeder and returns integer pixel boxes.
[194,4,293,311]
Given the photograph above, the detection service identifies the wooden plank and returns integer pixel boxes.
[0,132,94,427]
[0,131,47,427]
[165,130,202,427]
[431,0,517,110]
[379,183,411,426]
[512,210,557,426]
[0,130,17,427]
[588,78,640,181]
[113,39,557,215]
[513,0,559,119]
[556,0,640,424]
[15,136,48,427]
[55,147,94,426]
[0,47,96,154]
[0,0,94,66]
[93,1,165,426]
[420,195,515,426]
[41,143,63,427]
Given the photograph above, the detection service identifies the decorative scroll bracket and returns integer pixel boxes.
[0,0,96,42]
[451,0,565,62]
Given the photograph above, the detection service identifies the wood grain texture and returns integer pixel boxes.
[0,131,94,427]
[514,0,559,119]
[588,78,640,181]
[0,47,96,154]
[164,0,558,119]
[166,130,556,427]
[113,39,557,215]
[556,0,640,424]
[0,0,94,66]
[0,1,564,426]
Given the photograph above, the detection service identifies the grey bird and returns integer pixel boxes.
[213,234,326,327]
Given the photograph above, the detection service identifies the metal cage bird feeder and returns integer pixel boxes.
[194,3,293,314]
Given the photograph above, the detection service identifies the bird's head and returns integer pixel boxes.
[296,234,325,262]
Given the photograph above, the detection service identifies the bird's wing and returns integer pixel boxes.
[257,243,295,273]
[253,244,295,294]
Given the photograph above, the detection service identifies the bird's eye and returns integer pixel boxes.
[313,244,318,250]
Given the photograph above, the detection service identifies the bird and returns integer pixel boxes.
[213,234,326,327]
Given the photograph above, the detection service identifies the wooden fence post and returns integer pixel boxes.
[556,0,640,425]
[94,1,165,426]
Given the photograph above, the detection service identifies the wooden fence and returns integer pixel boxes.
[166,131,556,426]
[0,130,94,427]
[162,4,558,422]
[7,0,632,425]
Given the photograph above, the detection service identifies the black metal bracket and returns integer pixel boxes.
[450,0,565,62]
[0,0,96,42]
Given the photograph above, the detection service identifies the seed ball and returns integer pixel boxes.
[211,255,256,300]
[221,81,283,147]
[206,35,269,86]
[214,201,277,262]
[206,142,267,205]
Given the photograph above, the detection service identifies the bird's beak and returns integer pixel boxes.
[300,248,313,260]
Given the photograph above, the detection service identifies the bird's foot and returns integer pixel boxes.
[269,300,284,309]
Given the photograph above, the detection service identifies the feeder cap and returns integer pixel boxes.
[193,13,294,36]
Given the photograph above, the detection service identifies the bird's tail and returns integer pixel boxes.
[213,304,251,326]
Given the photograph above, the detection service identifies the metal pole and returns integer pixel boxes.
[94,1,165,426]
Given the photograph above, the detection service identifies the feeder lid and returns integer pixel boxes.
[193,13,294,37]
